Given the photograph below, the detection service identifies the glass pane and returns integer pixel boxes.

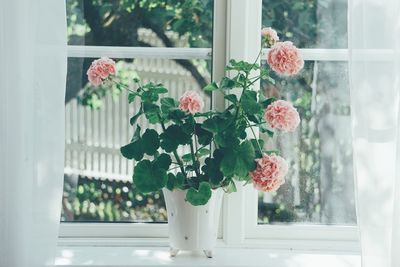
[257,61,356,225]
[67,0,213,47]
[262,0,347,48]
[62,57,212,222]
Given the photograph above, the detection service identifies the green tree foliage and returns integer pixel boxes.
[66,0,213,103]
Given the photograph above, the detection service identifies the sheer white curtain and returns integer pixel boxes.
[349,0,400,266]
[0,1,67,267]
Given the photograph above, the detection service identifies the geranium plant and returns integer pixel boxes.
[86,27,303,206]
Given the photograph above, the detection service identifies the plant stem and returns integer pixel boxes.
[244,117,263,156]
[250,48,263,72]
[247,76,261,88]
[189,139,201,178]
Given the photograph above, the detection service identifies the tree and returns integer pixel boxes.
[66,0,213,103]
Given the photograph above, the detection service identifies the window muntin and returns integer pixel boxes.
[62,0,214,223]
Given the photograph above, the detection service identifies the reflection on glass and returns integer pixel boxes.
[66,0,214,47]
[258,61,356,225]
[262,0,347,48]
[62,58,212,222]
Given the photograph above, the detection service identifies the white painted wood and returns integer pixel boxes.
[262,49,349,62]
[55,246,361,267]
[162,189,223,253]
[67,46,351,62]
[68,46,211,60]
[59,223,168,238]
[222,0,262,246]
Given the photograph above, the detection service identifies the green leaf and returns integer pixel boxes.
[261,97,277,108]
[133,160,168,193]
[160,125,192,152]
[203,82,218,92]
[141,129,160,155]
[247,114,261,124]
[226,59,258,73]
[121,126,143,160]
[201,114,232,133]
[120,127,160,160]
[195,123,213,145]
[186,182,212,206]
[260,124,274,137]
[220,140,256,178]
[202,150,224,186]
[219,77,236,89]
[182,147,210,162]
[241,90,263,115]
[250,139,265,158]
[224,180,237,193]
[129,110,143,126]
[160,97,178,113]
[128,92,139,103]
[224,94,238,104]
[166,172,185,190]
[141,90,159,103]
[182,153,192,162]
[197,148,210,157]
[120,141,144,161]
[131,125,141,142]
[154,153,172,170]
[168,109,187,123]
[152,84,168,94]
[143,102,160,124]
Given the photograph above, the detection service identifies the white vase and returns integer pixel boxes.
[162,188,223,258]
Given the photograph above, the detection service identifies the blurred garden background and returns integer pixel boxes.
[62,0,356,225]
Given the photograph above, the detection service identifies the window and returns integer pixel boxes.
[243,0,357,243]
[61,0,358,247]
[257,0,354,224]
[62,0,215,234]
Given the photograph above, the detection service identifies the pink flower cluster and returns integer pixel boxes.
[267,41,304,76]
[264,100,300,133]
[250,154,288,192]
[261,27,279,47]
[87,57,116,86]
[179,90,204,114]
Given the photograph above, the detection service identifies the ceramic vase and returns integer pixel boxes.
[162,188,223,258]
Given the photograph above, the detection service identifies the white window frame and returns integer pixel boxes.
[60,0,359,252]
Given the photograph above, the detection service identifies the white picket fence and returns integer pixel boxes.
[64,57,209,182]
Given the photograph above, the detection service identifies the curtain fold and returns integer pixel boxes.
[0,1,67,267]
[349,0,400,267]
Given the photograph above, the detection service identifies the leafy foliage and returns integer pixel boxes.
[133,159,169,193]
[113,48,281,205]
[186,182,212,206]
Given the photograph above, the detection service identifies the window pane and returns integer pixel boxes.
[262,0,347,48]
[67,0,213,48]
[258,61,356,225]
[62,57,211,222]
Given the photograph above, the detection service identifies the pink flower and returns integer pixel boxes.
[261,27,279,47]
[250,154,288,192]
[265,100,300,132]
[87,57,116,86]
[179,90,204,114]
[267,41,304,76]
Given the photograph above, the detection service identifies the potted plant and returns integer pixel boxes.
[85,27,303,257]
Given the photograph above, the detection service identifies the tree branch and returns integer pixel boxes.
[142,19,209,89]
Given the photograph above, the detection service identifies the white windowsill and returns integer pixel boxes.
[56,243,361,267]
